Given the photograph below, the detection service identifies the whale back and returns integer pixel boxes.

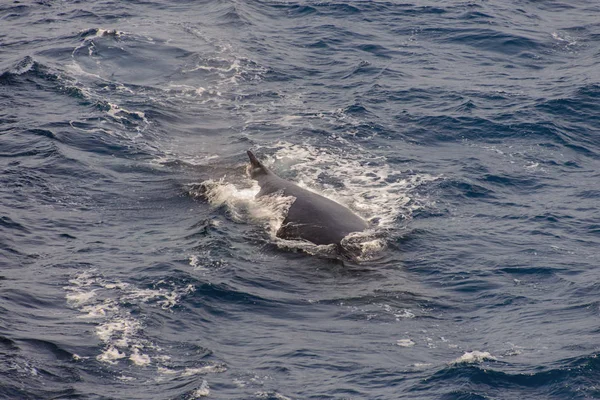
[247,151,368,246]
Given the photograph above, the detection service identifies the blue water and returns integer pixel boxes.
[1,1,599,399]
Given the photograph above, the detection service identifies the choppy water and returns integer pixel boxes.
[1,1,599,399]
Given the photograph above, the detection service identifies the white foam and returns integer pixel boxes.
[65,289,96,306]
[96,28,126,38]
[121,284,194,309]
[272,237,338,258]
[396,339,415,347]
[152,153,221,168]
[233,378,247,388]
[184,57,240,74]
[191,381,210,398]
[189,255,207,271]
[255,392,292,400]
[425,337,436,348]
[551,32,578,47]
[96,318,141,345]
[106,102,148,124]
[64,270,195,367]
[196,178,294,235]
[340,232,387,261]
[72,29,126,59]
[97,346,127,364]
[156,364,227,378]
[167,84,213,97]
[182,365,228,376]
[198,178,259,220]
[381,304,416,320]
[88,296,118,318]
[129,348,152,366]
[10,57,35,75]
[157,366,178,375]
[61,60,150,136]
[179,53,266,88]
[452,351,497,364]
[188,252,227,271]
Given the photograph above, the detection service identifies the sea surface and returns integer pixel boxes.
[1,1,599,399]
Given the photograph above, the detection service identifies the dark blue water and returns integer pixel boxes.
[1,1,599,399]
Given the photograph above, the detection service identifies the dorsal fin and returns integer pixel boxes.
[247,150,269,178]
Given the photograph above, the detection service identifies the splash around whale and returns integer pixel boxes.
[247,150,369,252]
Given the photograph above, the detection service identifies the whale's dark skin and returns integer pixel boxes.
[247,150,368,246]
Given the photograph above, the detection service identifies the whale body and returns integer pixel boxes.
[247,150,368,247]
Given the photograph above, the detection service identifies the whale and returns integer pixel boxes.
[247,150,368,248]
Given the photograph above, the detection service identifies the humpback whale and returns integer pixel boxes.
[247,151,368,248]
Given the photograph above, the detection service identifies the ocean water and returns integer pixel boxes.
[1,1,599,399]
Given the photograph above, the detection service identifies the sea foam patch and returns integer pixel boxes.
[191,380,210,398]
[451,351,497,364]
[397,339,416,347]
[64,270,194,367]
[192,178,295,237]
